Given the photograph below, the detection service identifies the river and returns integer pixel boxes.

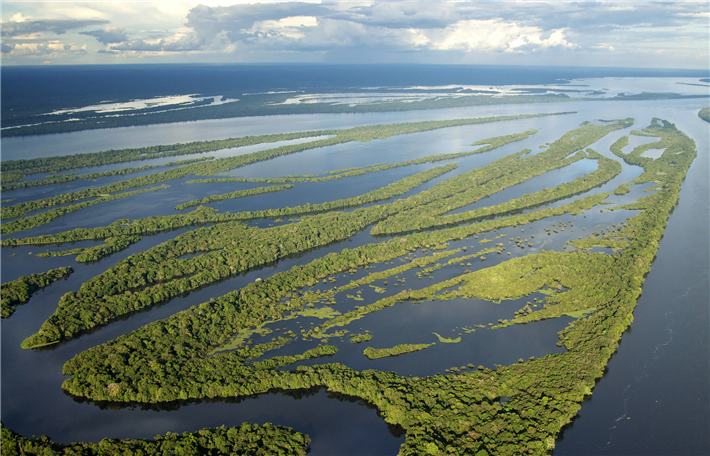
[2,83,708,454]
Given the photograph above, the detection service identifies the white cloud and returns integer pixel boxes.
[9,12,28,23]
[250,15,318,40]
[676,12,710,18]
[396,20,577,53]
[2,40,88,58]
[592,43,616,52]
[108,28,207,54]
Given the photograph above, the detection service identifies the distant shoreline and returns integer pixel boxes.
[3,63,708,138]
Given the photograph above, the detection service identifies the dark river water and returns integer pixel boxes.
[2,91,708,455]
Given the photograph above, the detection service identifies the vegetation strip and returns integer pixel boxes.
[174,184,294,211]
[1,267,74,319]
[0,422,310,456]
[253,345,338,370]
[1,131,328,175]
[37,236,145,263]
[364,343,435,359]
[1,164,160,191]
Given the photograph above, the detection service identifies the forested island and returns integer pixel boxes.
[1,111,700,454]
[1,422,310,456]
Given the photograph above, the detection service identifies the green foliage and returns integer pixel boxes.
[699,107,710,123]
[364,343,435,359]
[37,236,145,263]
[253,345,338,370]
[175,184,294,211]
[432,333,461,343]
[1,164,160,191]
[613,183,630,195]
[350,333,373,343]
[1,267,73,318]
[0,422,310,456]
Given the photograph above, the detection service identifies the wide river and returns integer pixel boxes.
[2,84,708,454]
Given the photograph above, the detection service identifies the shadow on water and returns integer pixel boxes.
[66,385,406,439]
[57,386,407,455]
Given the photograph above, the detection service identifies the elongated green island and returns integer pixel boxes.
[1,267,74,318]
[364,343,436,359]
[0,422,310,456]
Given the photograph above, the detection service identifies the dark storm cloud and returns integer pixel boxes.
[2,18,109,37]
[80,27,128,44]
[186,2,333,42]
[326,2,470,29]
[453,1,710,32]
[335,1,709,31]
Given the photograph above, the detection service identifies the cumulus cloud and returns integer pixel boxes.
[80,27,128,44]
[106,30,209,54]
[112,38,198,53]
[250,16,318,40]
[420,20,576,53]
[0,12,103,62]
[2,41,88,58]
[592,43,616,52]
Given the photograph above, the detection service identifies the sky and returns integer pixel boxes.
[1,1,708,69]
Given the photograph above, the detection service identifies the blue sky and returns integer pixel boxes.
[2,1,708,68]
